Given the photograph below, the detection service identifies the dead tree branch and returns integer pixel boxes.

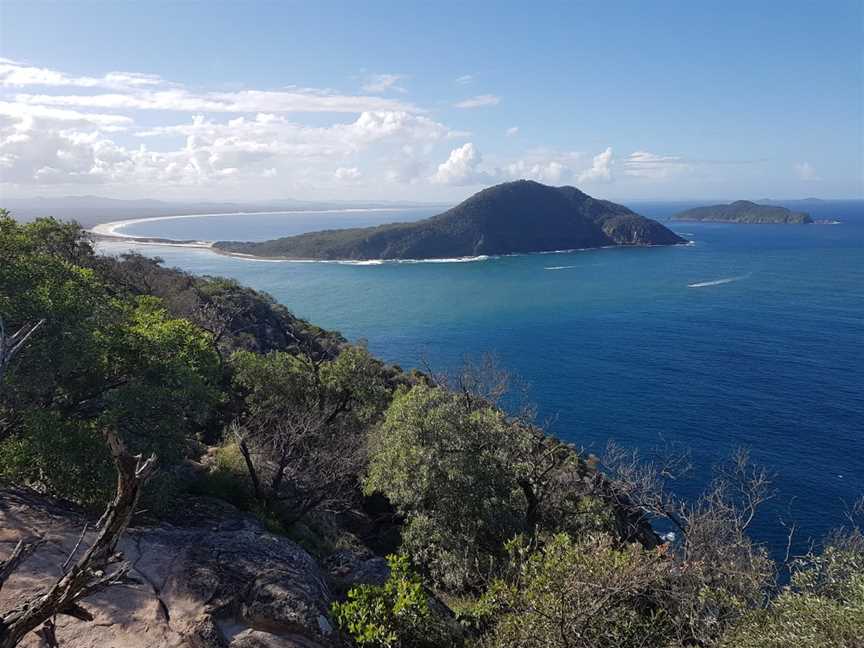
[0,317,46,384]
[0,429,157,648]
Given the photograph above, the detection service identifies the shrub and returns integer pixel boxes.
[720,530,864,648]
[479,533,675,648]
[331,554,460,648]
[365,381,611,592]
[188,441,254,509]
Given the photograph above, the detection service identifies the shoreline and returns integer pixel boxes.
[89,206,426,239]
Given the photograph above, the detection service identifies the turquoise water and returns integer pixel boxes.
[99,200,864,556]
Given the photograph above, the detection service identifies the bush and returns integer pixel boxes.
[0,411,113,508]
[331,554,461,648]
[188,441,254,509]
[365,381,610,592]
[479,533,674,648]
[720,530,864,647]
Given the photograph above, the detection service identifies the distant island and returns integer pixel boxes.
[672,200,813,224]
[214,180,687,260]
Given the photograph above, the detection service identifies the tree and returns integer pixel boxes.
[229,345,391,525]
[365,382,526,591]
[0,428,157,648]
[364,354,661,593]
[0,283,158,647]
[0,317,44,384]
[0,214,221,506]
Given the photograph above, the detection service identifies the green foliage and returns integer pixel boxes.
[99,295,222,462]
[364,381,605,592]
[228,344,391,524]
[0,214,222,507]
[720,532,864,647]
[478,533,674,648]
[187,441,254,509]
[720,589,864,648]
[332,554,459,648]
[0,411,113,508]
[364,383,526,590]
[231,344,390,429]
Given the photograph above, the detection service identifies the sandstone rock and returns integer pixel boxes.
[0,488,337,648]
[227,628,327,648]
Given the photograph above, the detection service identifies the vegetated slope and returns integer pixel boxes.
[214,180,687,260]
[101,252,346,360]
[672,200,812,224]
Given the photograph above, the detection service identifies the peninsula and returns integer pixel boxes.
[672,200,813,224]
[213,180,687,260]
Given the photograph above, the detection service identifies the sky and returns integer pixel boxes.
[0,1,861,203]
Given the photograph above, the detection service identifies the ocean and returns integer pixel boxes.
[98,200,864,558]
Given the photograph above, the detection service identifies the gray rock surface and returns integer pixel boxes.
[323,549,390,597]
[0,489,336,648]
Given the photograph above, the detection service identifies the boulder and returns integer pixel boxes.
[0,488,336,648]
[323,549,390,597]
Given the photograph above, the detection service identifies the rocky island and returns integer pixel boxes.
[672,200,813,224]
[213,180,687,260]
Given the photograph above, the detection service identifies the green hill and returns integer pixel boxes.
[214,180,687,260]
[672,200,812,224]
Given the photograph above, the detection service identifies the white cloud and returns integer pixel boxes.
[0,58,164,90]
[361,73,408,94]
[0,104,456,189]
[4,58,418,114]
[16,88,418,114]
[577,147,614,183]
[623,150,690,179]
[1,60,468,194]
[430,142,496,185]
[794,161,820,181]
[455,75,474,85]
[506,126,519,137]
[504,159,569,184]
[334,166,362,181]
[453,94,500,109]
[0,101,133,130]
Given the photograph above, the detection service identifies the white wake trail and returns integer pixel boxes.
[688,273,751,288]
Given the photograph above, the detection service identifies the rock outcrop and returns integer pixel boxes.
[0,489,336,648]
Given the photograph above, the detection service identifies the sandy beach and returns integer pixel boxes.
[87,207,420,249]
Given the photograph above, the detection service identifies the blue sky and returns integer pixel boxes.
[0,1,861,201]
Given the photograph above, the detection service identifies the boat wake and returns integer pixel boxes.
[545,265,578,271]
[688,273,751,288]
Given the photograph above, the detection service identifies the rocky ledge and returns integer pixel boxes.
[0,489,387,648]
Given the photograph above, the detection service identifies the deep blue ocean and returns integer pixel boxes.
[99,200,864,558]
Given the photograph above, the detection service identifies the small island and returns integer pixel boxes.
[214,180,687,260]
[672,200,813,224]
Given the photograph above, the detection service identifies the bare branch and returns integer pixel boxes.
[0,317,46,385]
[0,538,45,594]
[0,429,157,648]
